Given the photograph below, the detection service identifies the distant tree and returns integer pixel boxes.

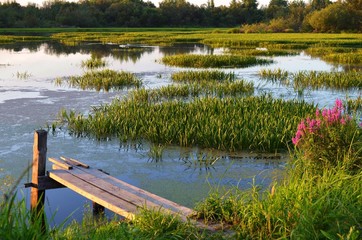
[266,0,288,20]
[308,2,361,32]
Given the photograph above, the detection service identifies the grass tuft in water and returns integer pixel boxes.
[81,56,107,69]
[55,69,142,92]
[162,54,272,68]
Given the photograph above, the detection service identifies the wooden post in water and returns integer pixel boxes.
[30,129,47,231]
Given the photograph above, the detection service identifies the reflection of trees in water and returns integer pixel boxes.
[160,43,213,56]
[0,41,214,64]
[0,42,42,52]
[111,48,153,64]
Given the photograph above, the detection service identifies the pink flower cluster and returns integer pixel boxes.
[292,99,349,146]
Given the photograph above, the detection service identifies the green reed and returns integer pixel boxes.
[259,69,362,91]
[161,54,272,68]
[16,71,32,80]
[347,96,362,113]
[81,57,107,69]
[148,144,165,162]
[57,94,315,152]
[305,47,361,65]
[195,161,362,239]
[227,48,299,57]
[128,80,254,102]
[259,68,289,83]
[55,69,142,92]
[171,70,236,82]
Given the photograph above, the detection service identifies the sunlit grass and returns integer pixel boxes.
[259,69,362,91]
[162,54,272,68]
[55,69,142,92]
[56,94,315,152]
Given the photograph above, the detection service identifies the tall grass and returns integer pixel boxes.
[161,54,272,68]
[57,94,315,152]
[195,163,362,239]
[259,69,362,91]
[81,57,107,69]
[171,70,236,82]
[55,69,142,92]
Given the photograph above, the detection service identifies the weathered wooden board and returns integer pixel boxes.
[48,169,138,219]
[47,157,218,231]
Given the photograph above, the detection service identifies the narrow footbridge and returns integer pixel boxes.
[26,130,219,231]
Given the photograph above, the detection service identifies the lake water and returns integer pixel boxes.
[0,41,359,225]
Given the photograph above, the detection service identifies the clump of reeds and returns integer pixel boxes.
[227,48,299,57]
[171,70,236,82]
[55,69,142,92]
[15,71,32,80]
[148,144,165,162]
[259,69,362,91]
[259,68,289,84]
[56,94,315,152]
[161,54,272,68]
[81,56,107,69]
[305,47,361,65]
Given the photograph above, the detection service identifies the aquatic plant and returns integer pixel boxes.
[57,95,315,152]
[161,54,272,68]
[259,69,362,91]
[171,70,236,82]
[292,99,361,170]
[81,56,107,69]
[15,71,32,80]
[148,144,165,162]
[56,69,142,92]
[259,68,289,84]
[227,48,299,57]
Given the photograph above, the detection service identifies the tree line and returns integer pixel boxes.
[0,0,361,32]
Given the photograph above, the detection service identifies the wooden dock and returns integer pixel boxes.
[26,130,219,231]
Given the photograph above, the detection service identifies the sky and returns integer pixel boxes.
[11,0,271,8]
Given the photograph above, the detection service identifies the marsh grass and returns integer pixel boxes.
[259,69,362,91]
[15,71,32,79]
[347,96,362,113]
[148,144,165,162]
[305,47,362,65]
[57,94,315,152]
[161,54,272,68]
[227,48,299,57]
[55,69,142,92]
[171,70,236,82]
[195,161,362,239]
[81,57,107,69]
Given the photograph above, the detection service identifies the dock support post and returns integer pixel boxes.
[93,202,105,217]
[30,129,47,232]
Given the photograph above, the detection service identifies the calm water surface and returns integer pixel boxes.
[0,41,358,224]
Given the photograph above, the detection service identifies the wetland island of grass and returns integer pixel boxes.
[1,26,361,240]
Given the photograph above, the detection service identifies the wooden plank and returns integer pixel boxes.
[49,157,72,170]
[61,156,89,168]
[72,165,195,217]
[48,169,138,220]
[59,166,177,214]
